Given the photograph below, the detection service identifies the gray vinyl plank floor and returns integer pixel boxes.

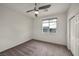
[0,39,73,56]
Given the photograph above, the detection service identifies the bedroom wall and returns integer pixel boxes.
[32,12,67,45]
[0,5,33,52]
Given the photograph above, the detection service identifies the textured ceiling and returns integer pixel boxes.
[0,3,70,18]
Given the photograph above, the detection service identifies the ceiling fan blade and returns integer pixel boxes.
[39,4,51,10]
[26,9,34,12]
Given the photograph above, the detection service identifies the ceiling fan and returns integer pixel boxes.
[26,3,51,17]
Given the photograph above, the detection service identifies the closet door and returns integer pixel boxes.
[77,14,79,55]
[70,16,76,55]
[74,15,78,55]
[74,14,79,55]
[70,14,79,56]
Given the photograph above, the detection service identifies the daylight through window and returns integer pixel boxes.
[42,18,57,32]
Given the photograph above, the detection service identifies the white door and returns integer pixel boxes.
[77,14,79,55]
[70,14,79,56]
[70,16,76,55]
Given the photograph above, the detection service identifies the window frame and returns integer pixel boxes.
[42,17,57,33]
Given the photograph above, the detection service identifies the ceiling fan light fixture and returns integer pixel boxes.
[34,10,39,14]
[26,3,51,17]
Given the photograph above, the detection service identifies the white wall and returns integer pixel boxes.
[0,5,33,52]
[67,4,79,20]
[33,13,67,45]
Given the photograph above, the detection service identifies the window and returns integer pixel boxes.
[42,18,57,33]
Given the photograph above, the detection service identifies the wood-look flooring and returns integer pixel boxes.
[0,39,73,56]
